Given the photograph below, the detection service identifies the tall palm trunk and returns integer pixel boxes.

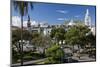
[78,45,80,59]
[13,1,34,66]
[72,45,74,56]
[21,15,23,65]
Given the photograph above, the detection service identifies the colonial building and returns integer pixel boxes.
[27,22,52,36]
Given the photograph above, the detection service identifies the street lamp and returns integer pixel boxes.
[59,40,65,48]
[59,40,62,45]
[63,40,65,45]
[19,40,25,65]
[59,40,65,63]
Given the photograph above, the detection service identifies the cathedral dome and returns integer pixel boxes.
[68,19,75,26]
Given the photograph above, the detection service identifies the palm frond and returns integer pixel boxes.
[13,1,34,16]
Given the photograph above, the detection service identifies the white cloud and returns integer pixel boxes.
[31,21,39,26]
[56,10,68,14]
[12,16,38,27]
[12,16,21,27]
[23,21,28,27]
[57,18,66,21]
[74,15,80,18]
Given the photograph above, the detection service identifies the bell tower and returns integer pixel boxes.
[27,15,31,32]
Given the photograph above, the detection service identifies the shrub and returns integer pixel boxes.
[45,45,64,63]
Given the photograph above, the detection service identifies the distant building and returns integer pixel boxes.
[84,9,92,27]
[68,19,76,26]
[91,27,96,35]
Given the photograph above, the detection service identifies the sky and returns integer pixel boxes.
[11,2,96,27]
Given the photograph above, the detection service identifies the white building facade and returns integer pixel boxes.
[84,9,92,27]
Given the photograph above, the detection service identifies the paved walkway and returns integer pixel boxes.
[11,58,47,66]
[72,56,95,62]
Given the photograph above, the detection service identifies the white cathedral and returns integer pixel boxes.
[84,9,95,35]
[84,9,92,27]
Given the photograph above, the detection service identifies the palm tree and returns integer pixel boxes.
[13,1,33,65]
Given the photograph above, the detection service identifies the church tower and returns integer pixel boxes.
[84,9,92,27]
[27,15,31,32]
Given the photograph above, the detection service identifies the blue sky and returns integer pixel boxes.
[12,2,96,25]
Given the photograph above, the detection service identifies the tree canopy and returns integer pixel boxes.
[65,25,90,46]
[50,27,66,43]
[32,32,52,48]
[12,29,32,44]
[45,44,64,63]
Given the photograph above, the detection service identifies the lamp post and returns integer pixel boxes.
[59,40,65,62]
[59,40,61,45]
[19,40,25,65]
[59,40,65,48]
